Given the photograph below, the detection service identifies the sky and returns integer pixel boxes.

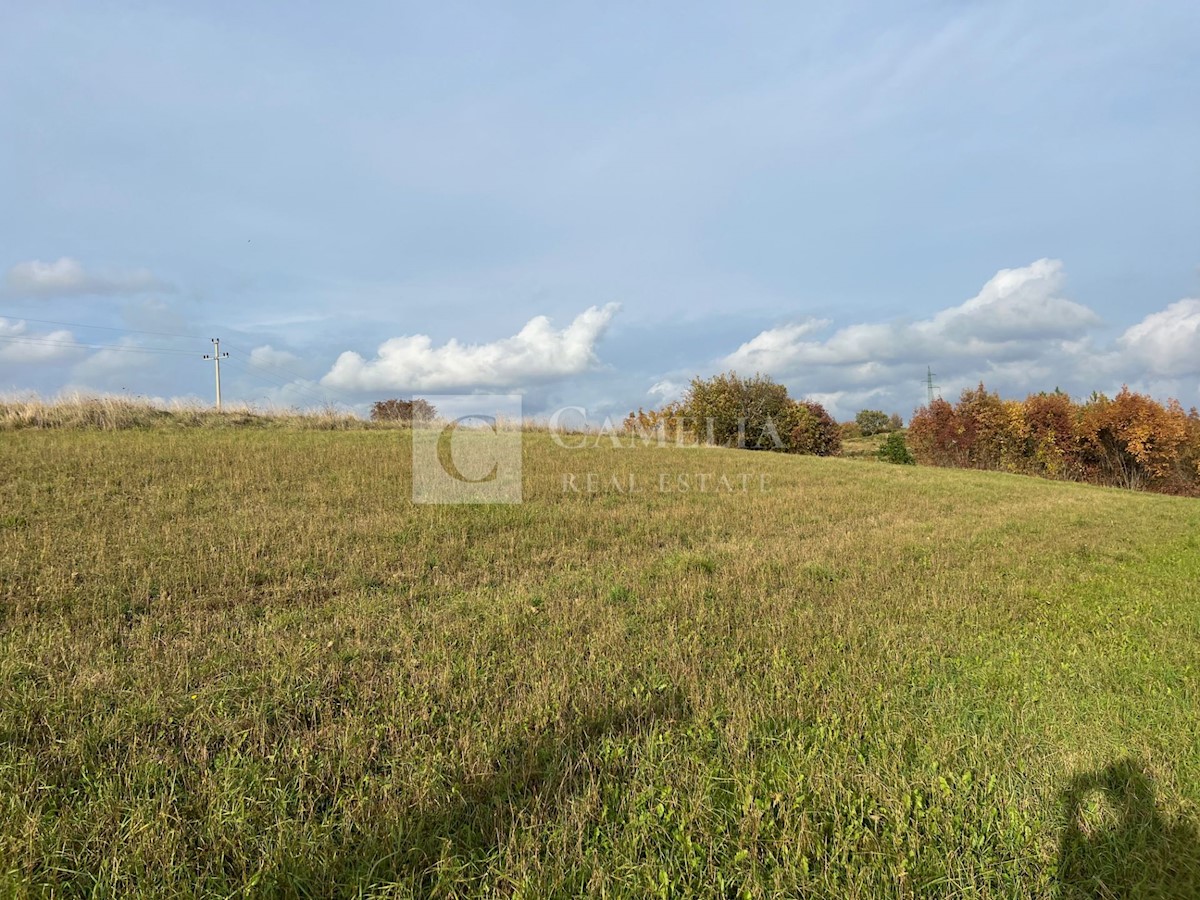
[1,1,1198,421]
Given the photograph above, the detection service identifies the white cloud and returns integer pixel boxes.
[715,260,1195,419]
[724,259,1098,374]
[322,303,620,392]
[70,337,154,379]
[4,257,171,297]
[249,345,300,367]
[0,318,82,363]
[928,258,1100,342]
[647,379,687,403]
[722,319,832,369]
[1118,298,1200,377]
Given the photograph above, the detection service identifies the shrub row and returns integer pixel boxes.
[908,385,1200,496]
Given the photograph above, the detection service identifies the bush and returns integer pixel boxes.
[907,398,964,467]
[878,432,915,465]
[1014,390,1081,478]
[790,400,842,456]
[679,372,796,450]
[1077,388,1191,490]
[638,372,840,456]
[622,404,685,442]
[370,398,437,424]
[908,383,1200,496]
[855,409,891,436]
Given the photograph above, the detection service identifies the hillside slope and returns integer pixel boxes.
[2,429,1198,897]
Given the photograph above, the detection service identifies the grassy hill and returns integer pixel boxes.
[2,426,1199,897]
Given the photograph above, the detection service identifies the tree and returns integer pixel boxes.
[1016,390,1080,478]
[1180,408,1200,494]
[370,398,437,424]
[790,400,842,456]
[904,382,1199,496]
[671,372,840,455]
[887,413,904,431]
[907,398,964,466]
[1077,388,1190,490]
[680,372,794,450]
[855,409,891,436]
[955,384,1013,470]
[622,403,685,443]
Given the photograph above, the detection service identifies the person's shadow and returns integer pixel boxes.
[1058,757,1200,898]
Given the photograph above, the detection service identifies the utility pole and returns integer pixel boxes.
[925,366,940,405]
[203,338,230,410]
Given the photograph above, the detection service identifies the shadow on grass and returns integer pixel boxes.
[1058,757,1200,899]
[271,689,689,897]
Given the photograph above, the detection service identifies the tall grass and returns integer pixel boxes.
[0,393,373,431]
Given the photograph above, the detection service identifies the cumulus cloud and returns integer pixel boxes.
[249,345,300,368]
[716,259,1196,419]
[1118,298,1200,377]
[322,303,620,392]
[929,258,1100,342]
[0,318,82,363]
[69,337,160,380]
[647,379,687,403]
[722,319,832,367]
[4,257,171,297]
[725,259,1098,374]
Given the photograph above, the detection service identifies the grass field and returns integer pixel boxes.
[2,425,1199,897]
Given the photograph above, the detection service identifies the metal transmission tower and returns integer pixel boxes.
[203,338,230,410]
[925,366,940,405]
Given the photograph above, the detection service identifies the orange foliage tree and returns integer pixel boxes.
[1077,388,1192,491]
[909,383,1200,496]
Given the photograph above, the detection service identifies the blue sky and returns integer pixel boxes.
[1,1,1198,420]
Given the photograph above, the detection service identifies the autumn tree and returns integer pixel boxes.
[1077,388,1191,490]
[622,403,685,443]
[680,372,796,450]
[790,400,842,456]
[1015,390,1081,478]
[907,398,964,467]
[631,372,840,456]
[883,382,1199,495]
[954,384,1016,470]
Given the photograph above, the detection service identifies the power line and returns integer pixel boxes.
[0,334,197,356]
[0,313,198,340]
[0,312,369,409]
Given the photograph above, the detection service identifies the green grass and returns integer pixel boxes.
[2,427,1199,897]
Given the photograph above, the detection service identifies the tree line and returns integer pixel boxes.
[624,373,1200,497]
[374,374,1200,497]
[908,385,1200,496]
